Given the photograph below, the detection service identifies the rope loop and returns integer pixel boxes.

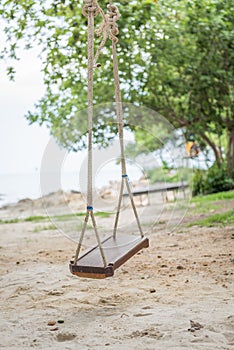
[82,0,99,17]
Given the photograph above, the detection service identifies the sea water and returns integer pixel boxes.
[0,163,143,206]
[0,172,79,206]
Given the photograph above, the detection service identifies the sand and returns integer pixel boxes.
[0,192,233,350]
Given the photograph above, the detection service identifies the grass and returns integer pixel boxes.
[95,211,112,218]
[0,211,111,225]
[54,211,111,221]
[190,202,222,214]
[0,218,20,224]
[189,190,234,215]
[191,190,234,204]
[0,216,49,224]
[188,190,234,227]
[188,208,234,227]
[24,215,49,222]
[33,224,58,233]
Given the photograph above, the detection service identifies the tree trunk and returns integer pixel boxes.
[227,128,234,179]
[199,132,223,167]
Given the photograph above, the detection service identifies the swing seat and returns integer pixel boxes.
[69,234,149,279]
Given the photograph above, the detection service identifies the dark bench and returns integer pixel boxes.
[123,182,189,205]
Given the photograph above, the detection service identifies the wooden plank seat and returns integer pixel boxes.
[69,234,149,279]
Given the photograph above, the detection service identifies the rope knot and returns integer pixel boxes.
[82,0,99,17]
[83,1,121,67]
[107,4,120,43]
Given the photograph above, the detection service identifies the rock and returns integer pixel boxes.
[18,198,33,204]
[57,320,64,324]
[188,320,204,332]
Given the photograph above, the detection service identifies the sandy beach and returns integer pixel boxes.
[0,191,233,350]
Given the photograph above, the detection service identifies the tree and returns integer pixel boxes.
[1,0,234,177]
[0,0,158,150]
[136,0,234,176]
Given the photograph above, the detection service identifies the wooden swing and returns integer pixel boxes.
[69,0,149,279]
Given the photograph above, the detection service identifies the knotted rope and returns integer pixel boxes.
[82,0,99,17]
[93,2,119,66]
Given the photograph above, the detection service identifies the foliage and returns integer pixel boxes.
[146,166,191,184]
[0,0,159,150]
[192,169,207,196]
[192,163,234,196]
[205,163,234,194]
[0,0,234,172]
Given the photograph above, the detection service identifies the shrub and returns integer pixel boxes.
[192,169,207,196]
[205,163,234,194]
[192,163,234,196]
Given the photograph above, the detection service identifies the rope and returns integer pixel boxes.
[74,211,89,263]
[107,4,144,238]
[74,0,107,266]
[93,2,119,66]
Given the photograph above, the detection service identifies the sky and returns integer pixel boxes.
[0,45,140,185]
[0,46,50,174]
[0,44,88,175]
